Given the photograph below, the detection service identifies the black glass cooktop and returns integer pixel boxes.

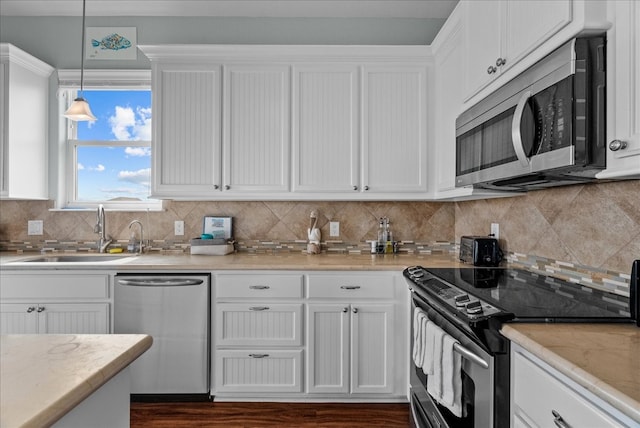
[424,267,631,322]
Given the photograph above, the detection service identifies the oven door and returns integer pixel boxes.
[409,289,495,428]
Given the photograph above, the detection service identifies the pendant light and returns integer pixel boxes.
[64,0,96,121]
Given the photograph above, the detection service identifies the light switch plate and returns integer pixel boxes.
[330,221,340,237]
[490,223,500,240]
[28,220,43,235]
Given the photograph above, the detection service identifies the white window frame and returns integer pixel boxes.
[57,69,162,211]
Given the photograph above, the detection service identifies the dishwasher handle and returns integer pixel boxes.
[117,278,204,287]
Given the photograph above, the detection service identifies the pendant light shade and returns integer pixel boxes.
[64,0,95,122]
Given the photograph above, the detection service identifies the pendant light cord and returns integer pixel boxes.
[79,0,87,96]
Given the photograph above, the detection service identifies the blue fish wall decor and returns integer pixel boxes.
[92,33,132,51]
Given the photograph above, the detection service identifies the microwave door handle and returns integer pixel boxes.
[511,90,532,167]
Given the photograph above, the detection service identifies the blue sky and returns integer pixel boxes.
[76,90,152,201]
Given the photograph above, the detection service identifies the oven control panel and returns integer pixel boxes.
[405,266,506,321]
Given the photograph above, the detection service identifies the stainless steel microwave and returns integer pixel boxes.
[455,36,606,191]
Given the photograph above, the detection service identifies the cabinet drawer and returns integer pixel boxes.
[214,349,303,393]
[215,303,303,346]
[307,274,394,299]
[512,349,625,428]
[216,274,303,299]
[0,274,110,300]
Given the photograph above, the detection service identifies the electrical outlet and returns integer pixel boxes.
[28,220,44,236]
[329,221,340,237]
[174,220,185,236]
[490,223,500,240]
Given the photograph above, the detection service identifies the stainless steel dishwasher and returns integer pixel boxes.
[114,273,210,398]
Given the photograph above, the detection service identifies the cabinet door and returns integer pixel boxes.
[600,0,640,179]
[223,65,290,192]
[292,65,360,193]
[362,66,428,193]
[350,303,394,394]
[39,303,110,334]
[307,304,350,394]
[152,63,222,197]
[463,0,502,99]
[503,0,571,71]
[0,303,38,334]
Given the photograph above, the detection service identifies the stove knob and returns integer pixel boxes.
[454,294,471,307]
[466,301,483,314]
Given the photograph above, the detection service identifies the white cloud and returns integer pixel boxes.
[109,105,152,141]
[118,168,151,185]
[125,147,151,157]
[78,163,85,170]
[88,164,105,172]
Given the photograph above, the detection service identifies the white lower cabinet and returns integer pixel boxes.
[211,271,407,401]
[511,343,636,428]
[0,272,111,334]
[307,303,394,395]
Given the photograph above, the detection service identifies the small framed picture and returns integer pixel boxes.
[202,216,233,240]
[86,27,136,60]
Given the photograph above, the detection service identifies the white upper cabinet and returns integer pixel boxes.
[462,0,611,104]
[292,65,359,193]
[362,66,428,193]
[151,62,222,198]
[598,0,640,179]
[0,44,53,200]
[223,65,291,192]
[139,45,431,200]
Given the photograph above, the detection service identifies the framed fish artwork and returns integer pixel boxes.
[86,27,137,60]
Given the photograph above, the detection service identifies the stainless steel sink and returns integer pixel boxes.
[20,254,135,263]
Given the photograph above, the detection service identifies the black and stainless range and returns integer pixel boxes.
[404,265,637,428]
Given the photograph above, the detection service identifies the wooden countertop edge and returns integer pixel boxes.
[25,335,153,428]
[500,325,640,423]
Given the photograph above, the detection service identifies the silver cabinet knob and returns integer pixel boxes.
[353,186,358,191]
[496,57,506,67]
[364,185,370,191]
[487,65,497,74]
[213,184,219,189]
[37,306,45,313]
[352,307,358,314]
[551,410,570,428]
[224,185,230,190]
[26,306,36,313]
[609,140,628,151]
[342,307,348,313]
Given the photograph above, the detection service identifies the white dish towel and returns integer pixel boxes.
[412,308,429,367]
[425,323,463,418]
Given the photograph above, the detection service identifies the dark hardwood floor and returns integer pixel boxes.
[130,402,411,427]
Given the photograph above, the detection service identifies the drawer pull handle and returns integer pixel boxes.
[249,285,270,290]
[340,285,361,290]
[249,354,269,359]
[552,410,570,428]
[26,306,36,313]
[249,306,270,311]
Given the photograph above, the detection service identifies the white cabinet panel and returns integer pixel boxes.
[216,303,303,347]
[0,303,109,334]
[0,304,38,334]
[216,274,303,299]
[599,0,640,179]
[363,66,428,193]
[307,274,395,299]
[215,349,303,393]
[152,64,222,196]
[223,65,290,192]
[0,44,53,200]
[292,65,360,193]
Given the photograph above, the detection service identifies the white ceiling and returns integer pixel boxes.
[0,0,459,19]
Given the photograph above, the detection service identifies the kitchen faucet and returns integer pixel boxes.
[128,220,144,254]
[94,204,113,253]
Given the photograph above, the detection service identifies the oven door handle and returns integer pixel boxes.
[453,342,489,370]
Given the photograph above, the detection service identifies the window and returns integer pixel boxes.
[60,71,161,210]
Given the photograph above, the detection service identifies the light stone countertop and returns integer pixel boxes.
[0,334,152,428]
[501,323,640,423]
[0,251,463,271]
